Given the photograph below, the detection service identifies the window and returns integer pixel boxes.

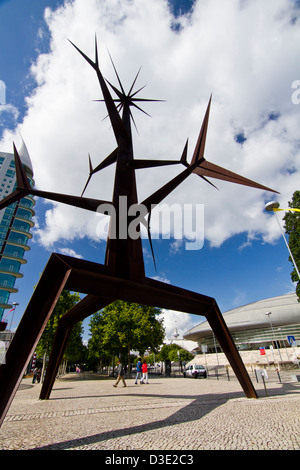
[5,169,15,178]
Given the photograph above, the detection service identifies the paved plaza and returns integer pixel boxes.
[0,372,299,451]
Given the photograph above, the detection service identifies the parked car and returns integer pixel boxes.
[184,364,207,378]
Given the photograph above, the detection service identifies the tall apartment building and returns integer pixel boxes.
[0,140,35,322]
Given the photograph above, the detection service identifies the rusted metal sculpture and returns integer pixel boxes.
[0,38,278,426]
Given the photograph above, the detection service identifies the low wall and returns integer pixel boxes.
[188,347,300,371]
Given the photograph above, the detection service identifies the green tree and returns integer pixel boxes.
[158,343,193,363]
[88,301,165,368]
[88,312,113,371]
[283,191,300,301]
[36,290,85,374]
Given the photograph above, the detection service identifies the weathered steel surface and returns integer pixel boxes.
[0,38,279,425]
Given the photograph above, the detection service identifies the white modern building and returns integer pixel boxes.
[184,293,300,353]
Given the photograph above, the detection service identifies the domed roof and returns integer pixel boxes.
[184,293,300,342]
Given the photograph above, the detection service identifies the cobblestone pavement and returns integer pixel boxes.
[0,373,299,451]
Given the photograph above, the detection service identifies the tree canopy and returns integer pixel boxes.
[88,301,165,365]
[158,343,194,363]
[36,290,86,365]
[283,190,300,301]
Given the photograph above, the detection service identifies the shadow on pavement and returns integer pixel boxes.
[35,380,299,450]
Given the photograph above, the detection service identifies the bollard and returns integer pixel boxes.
[276,368,281,383]
[261,374,268,397]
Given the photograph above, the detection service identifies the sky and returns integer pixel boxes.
[0,0,299,349]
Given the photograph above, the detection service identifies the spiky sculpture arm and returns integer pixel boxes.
[0,145,113,215]
[140,97,278,214]
[68,37,129,146]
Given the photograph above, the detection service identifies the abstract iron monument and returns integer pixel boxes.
[0,39,278,425]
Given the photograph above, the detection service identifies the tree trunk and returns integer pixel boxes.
[40,351,48,383]
[127,344,131,377]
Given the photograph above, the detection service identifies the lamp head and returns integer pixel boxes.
[265,201,280,212]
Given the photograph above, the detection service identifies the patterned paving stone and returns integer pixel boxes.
[0,375,299,451]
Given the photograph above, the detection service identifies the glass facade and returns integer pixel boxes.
[196,323,300,353]
[0,150,35,321]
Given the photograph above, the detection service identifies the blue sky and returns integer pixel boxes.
[0,0,299,346]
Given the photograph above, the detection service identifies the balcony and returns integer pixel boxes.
[0,252,27,264]
[0,302,13,310]
[7,235,31,250]
[10,225,33,239]
[14,213,35,228]
[19,195,35,211]
[0,266,23,278]
[0,281,18,294]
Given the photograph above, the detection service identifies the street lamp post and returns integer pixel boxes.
[9,302,19,332]
[265,201,300,282]
[265,311,283,364]
[277,327,290,362]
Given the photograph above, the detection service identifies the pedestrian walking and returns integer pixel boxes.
[135,358,142,384]
[141,360,149,384]
[113,360,126,387]
[32,367,39,384]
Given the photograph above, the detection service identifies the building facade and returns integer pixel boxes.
[184,293,300,353]
[0,141,35,322]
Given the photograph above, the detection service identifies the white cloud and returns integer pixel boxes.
[151,273,171,284]
[1,0,299,251]
[55,247,83,259]
[158,308,200,351]
[232,288,247,308]
[0,103,19,124]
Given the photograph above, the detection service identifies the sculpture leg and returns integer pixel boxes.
[141,279,258,399]
[205,303,257,399]
[40,294,114,400]
[39,315,72,400]
[0,254,72,427]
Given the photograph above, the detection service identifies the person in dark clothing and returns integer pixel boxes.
[135,358,142,384]
[32,367,40,384]
[113,360,127,387]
